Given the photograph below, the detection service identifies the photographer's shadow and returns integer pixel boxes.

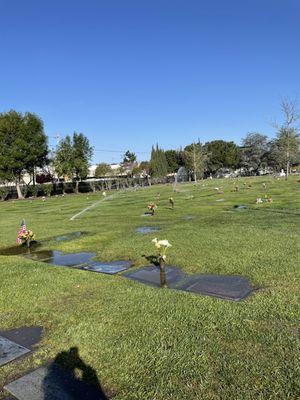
[42,347,108,399]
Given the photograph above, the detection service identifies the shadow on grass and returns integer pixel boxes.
[43,347,108,399]
[142,254,159,266]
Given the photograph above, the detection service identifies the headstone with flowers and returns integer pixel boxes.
[152,238,172,287]
[16,220,36,248]
[147,203,157,216]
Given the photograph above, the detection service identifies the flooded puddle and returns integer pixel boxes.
[53,231,84,242]
[0,232,86,257]
[0,243,132,275]
[0,235,254,300]
[42,251,96,267]
[83,260,133,274]
[24,250,132,274]
[0,242,41,256]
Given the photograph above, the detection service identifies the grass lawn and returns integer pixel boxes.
[0,176,299,399]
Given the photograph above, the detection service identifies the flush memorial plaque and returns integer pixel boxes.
[0,336,30,366]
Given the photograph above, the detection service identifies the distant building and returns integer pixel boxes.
[88,165,97,177]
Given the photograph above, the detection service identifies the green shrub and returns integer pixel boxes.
[31,185,39,197]
[42,183,53,197]
[0,186,9,201]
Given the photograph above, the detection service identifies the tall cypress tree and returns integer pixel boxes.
[150,144,168,178]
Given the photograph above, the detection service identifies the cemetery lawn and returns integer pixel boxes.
[0,176,299,399]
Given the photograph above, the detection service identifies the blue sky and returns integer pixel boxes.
[1,0,300,163]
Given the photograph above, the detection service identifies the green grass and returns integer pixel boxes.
[0,176,299,399]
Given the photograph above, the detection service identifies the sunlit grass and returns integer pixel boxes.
[0,176,299,399]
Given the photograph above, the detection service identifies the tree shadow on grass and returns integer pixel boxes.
[42,347,108,399]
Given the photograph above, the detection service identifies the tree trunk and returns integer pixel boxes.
[32,168,36,186]
[75,180,79,194]
[16,180,24,199]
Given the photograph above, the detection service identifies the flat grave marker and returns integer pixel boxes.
[83,260,132,275]
[136,226,160,234]
[53,231,83,243]
[0,337,30,367]
[184,215,195,220]
[42,251,96,267]
[22,250,55,262]
[124,265,187,288]
[179,274,253,301]
[141,212,154,217]
[0,326,43,350]
[123,267,254,301]
[4,364,107,400]
[233,205,248,211]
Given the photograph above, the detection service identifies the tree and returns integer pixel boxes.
[137,161,151,185]
[150,144,168,178]
[240,133,269,174]
[165,150,184,173]
[54,132,93,193]
[94,163,112,178]
[123,150,137,163]
[0,110,48,199]
[269,128,300,174]
[73,132,93,192]
[273,98,300,179]
[139,161,151,175]
[184,142,205,182]
[204,140,240,175]
[54,135,74,181]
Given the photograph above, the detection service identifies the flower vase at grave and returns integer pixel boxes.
[159,258,167,288]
